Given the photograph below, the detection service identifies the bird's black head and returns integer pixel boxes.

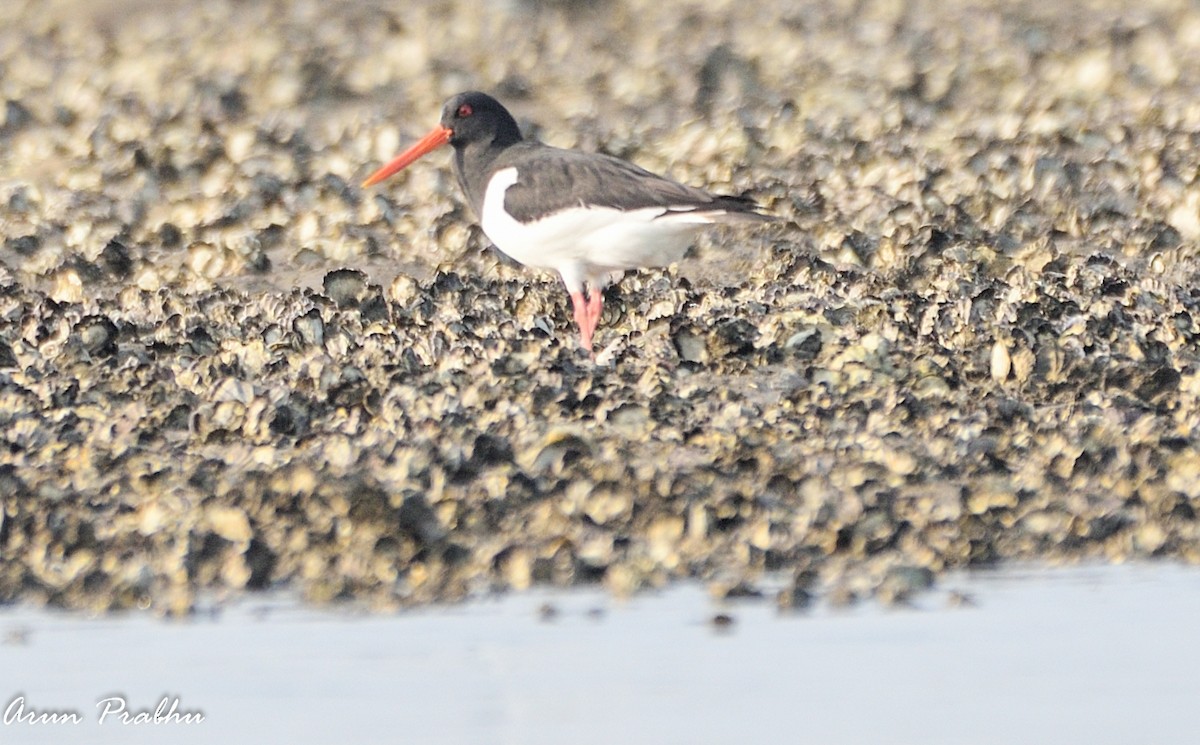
[360,91,524,189]
[439,92,523,149]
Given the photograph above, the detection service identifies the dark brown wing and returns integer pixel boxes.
[495,143,768,223]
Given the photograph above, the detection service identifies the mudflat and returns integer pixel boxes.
[0,0,1197,614]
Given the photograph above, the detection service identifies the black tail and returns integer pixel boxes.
[710,193,776,221]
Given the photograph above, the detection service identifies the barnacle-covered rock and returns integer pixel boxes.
[0,0,1199,615]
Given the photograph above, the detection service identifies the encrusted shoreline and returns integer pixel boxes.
[1,0,1199,614]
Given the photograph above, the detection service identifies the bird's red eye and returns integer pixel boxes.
[457,104,473,118]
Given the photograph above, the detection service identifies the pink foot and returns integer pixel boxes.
[586,288,604,344]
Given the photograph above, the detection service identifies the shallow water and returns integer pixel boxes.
[1,563,1197,745]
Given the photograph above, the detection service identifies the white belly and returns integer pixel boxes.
[480,167,709,289]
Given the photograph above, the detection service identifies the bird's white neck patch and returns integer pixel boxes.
[487,167,521,197]
[480,166,534,261]
[480,166,521,241]
[481,167,520,228]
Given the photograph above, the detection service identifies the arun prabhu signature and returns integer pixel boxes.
[4,695,204,725]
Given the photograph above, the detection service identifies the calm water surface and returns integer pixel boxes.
[1,563,1196,745]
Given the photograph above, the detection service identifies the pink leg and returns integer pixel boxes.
[586,288,604,344]
[569,291,593,352]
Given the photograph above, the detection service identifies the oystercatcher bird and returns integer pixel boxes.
[362,91,773,352]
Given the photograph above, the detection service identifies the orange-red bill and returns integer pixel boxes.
[361,125,452,187]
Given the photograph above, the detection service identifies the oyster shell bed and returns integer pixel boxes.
[2,0,1200,615]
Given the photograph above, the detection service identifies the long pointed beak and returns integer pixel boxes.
[361,125,453,187]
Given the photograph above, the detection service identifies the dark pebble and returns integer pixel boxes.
[159,223,183,248]
[2,99,33,134]
[100,238,133,279]
[5,235,40,256]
